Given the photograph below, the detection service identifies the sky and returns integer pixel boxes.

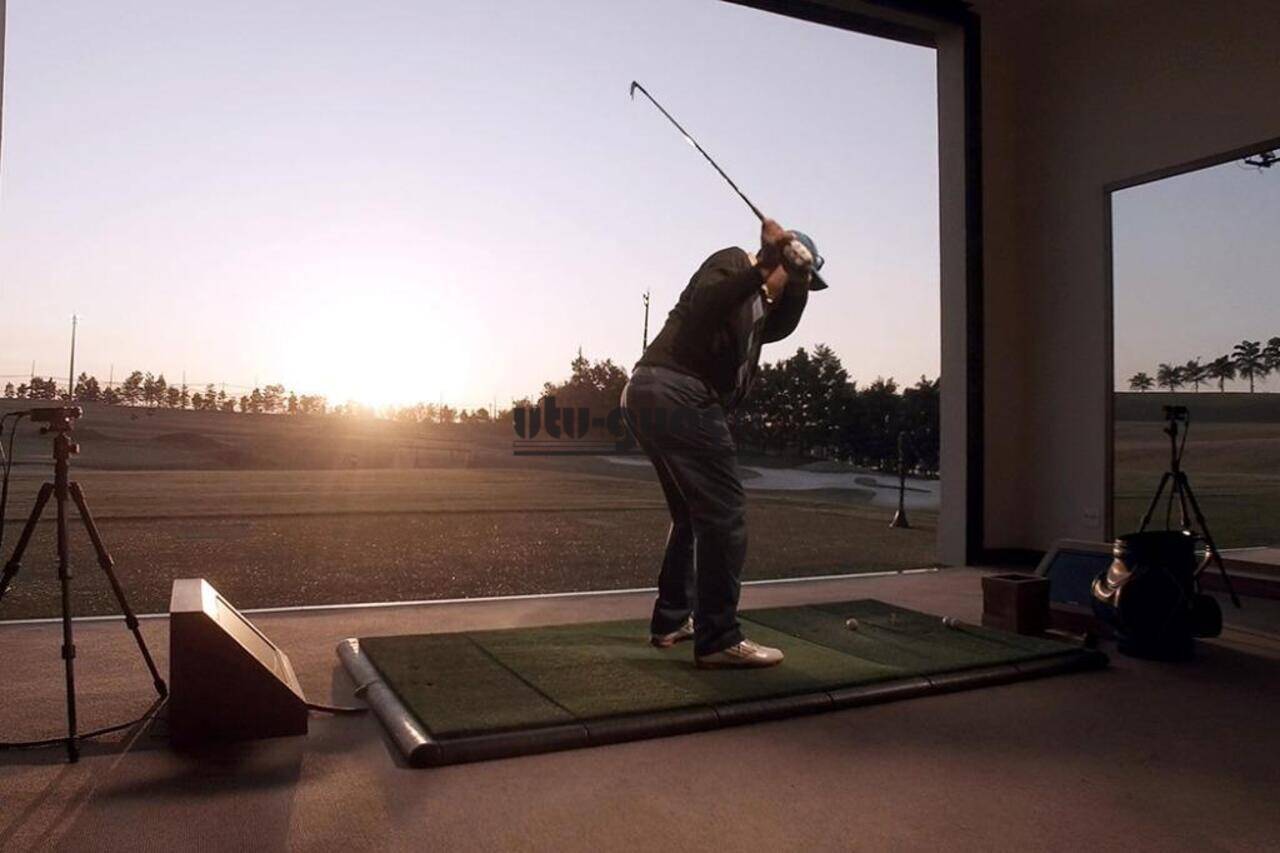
[1113,156,1280,391]
[0,0,941,409]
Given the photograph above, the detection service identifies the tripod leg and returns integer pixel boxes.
[70,482,168,698]
[1179,475,1242,609]
[55,479,80,762]
[0,483,54,601]
[1137,473,1171,532]
[1174,478,1193,533]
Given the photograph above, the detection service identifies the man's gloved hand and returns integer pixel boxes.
[781,238,814,282]
[758,218,813,293]
[755,219,790,303]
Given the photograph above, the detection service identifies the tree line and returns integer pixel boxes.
[6,344,943,474]
[3,371,505,424]
[735,346,939,475]
[1127,337,1280,393]
[4,372,329,415]
[526,346,940,476]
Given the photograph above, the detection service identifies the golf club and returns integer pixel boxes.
[629,80,828,290]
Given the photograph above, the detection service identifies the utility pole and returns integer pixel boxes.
[642,289,651,354]
[108,364,114,391]
[68,315,78,401]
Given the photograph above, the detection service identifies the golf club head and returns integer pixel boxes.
[629,81,640,100]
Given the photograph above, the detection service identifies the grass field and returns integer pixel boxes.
[1113,392,1280,548]
[0,403,936,619]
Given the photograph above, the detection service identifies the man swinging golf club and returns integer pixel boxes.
[621,219,826,668]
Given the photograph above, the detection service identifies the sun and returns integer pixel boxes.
[272,296,470,410]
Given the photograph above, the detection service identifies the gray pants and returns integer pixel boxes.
[620,366,746,656]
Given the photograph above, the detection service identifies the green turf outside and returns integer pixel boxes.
[358,599,1077,740]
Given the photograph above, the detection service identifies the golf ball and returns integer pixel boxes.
[845,617,860,631]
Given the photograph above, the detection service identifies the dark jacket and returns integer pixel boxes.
[637,247,809,409]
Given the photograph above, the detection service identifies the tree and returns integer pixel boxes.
[1206,355,1235,391]
[15,383,28,399]
[1232,340,1267,393]
[120,371,144,406]
[287,392,299,415]
[535,350,629,441]
[1265,337,1280,373]
[142,372,167,407]
[900,376,940,475]
[262,384,285,413]
[3,382,14,398]
[836,376,901,471]
[803,345,853,456]
[29,377,59,400]
[102,386,121,406]
[164,386,182,409]
[1156,363,1184,392]
[180,384,191,410]
[1128,372,1154,392]
[1182,358,1207,392]
[734,361,788,454]
[74,373,102,402]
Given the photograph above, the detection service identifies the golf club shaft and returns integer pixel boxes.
[630,81,765,222]
[630,81,828,291]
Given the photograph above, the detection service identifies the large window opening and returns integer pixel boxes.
[1111,145,1280,554]
[1,0,943,619]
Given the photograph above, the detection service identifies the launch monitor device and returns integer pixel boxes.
[169,578,308,745]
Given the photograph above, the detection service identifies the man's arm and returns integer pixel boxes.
[762,276,809,343]
[686,248,764,326]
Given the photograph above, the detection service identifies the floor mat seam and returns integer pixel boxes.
[463,634,581,722]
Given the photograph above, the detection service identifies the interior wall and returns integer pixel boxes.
[973,0,1280,550]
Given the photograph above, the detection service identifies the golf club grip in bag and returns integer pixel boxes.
[1091,530,1222,660]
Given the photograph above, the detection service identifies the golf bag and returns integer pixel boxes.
[1091,530,1222,660]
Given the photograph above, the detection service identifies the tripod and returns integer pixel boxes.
[1136,407,1241,609]
[0,410,167,762]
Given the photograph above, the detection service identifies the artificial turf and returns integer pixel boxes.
[357,599,1085,742]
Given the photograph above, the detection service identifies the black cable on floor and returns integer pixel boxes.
[0,696,167,751]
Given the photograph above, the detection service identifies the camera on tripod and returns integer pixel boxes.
[28,406,83,431]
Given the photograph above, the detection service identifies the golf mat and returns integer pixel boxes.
[338,599,1107,767]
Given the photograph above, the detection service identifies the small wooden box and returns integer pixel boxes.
[982,573,1050,635]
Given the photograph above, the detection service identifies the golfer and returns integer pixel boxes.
[621,219,825,668]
